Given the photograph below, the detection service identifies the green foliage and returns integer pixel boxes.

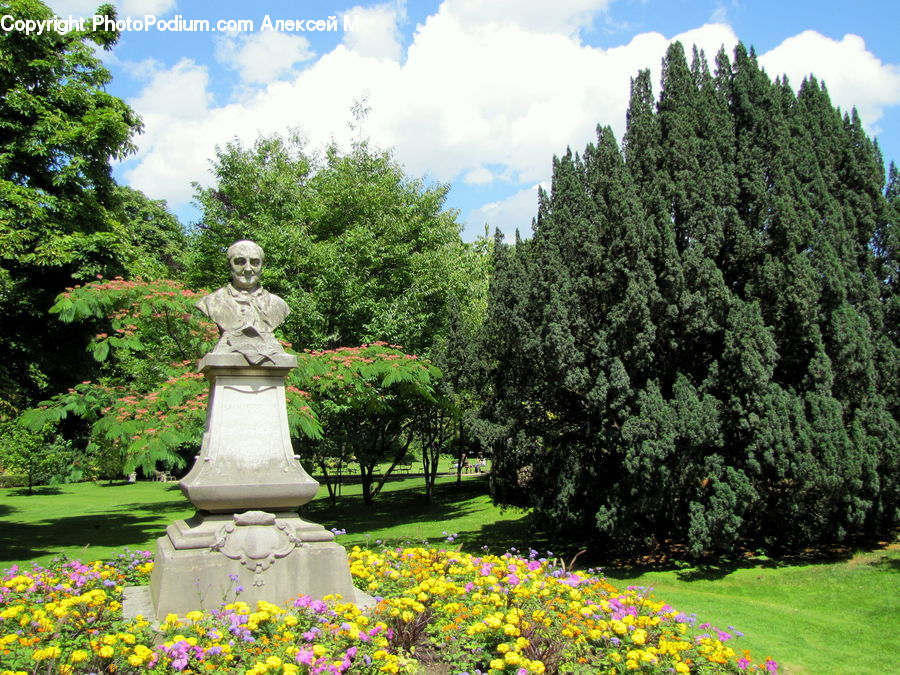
[481,42,899,556]
[0,0,140,266]
[187,132,482,355]
[0,417,82,491]
[0,1,149,408]
[111,185,187,278]
[296,343,442,505]
[22,279,441,481]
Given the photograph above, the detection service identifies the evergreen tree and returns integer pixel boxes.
[481,41,898,556]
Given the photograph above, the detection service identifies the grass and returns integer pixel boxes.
[0,471,528,569]
[605,547,900,675]
[1,474,897,674]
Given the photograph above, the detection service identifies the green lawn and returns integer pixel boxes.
[1,475,897,674]
[0,471,526,568]
[606,547,899,674]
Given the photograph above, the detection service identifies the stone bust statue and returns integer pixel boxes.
[195,240,290,365]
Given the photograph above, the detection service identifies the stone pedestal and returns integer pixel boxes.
[147,353,366,619]
[179,353,317,512]
[149,511,365,617]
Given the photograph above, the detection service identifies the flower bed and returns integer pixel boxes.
[1,547,778,674]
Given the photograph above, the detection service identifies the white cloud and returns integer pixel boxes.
[709,2,728,24]
[115,0,899,242]
[759,31,900,131]
[671,23,737,64]
[463,166,500,185]
[123,59,214,204]
[48,0,176,18]
[442,0,613,35]
[129,58,210,120]
[119,7,739,225]
[342,2,406,61]
[121,47,394,204]
[216,31,315,84]
[467,183,547,239]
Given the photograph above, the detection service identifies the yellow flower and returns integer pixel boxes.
[489,659,505,670]
[32,645,61,661]
[632,628,647,645]
[503,622,520,636]
[504,651,522,665]
[70,650,89,663]
[186,610,204,622]
[117,632,136,645]
[98,645,114,658]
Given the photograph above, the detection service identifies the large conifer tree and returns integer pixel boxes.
[481,42,898,555]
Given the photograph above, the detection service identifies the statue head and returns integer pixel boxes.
[227,240,264,292]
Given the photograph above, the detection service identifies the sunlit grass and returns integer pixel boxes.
[2,474,897,673]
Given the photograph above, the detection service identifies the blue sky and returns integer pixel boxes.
[45,0,900,240]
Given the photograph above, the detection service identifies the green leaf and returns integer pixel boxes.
[92,340,110,361]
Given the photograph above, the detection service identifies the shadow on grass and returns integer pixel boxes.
[110,500,195,515]
[0,495,193,564]
[867,554,900,572]
[457,514,543,556]
[302,477,491,536]
[306,476,558,558]
[602,539,896,582]
[8,486,64,497]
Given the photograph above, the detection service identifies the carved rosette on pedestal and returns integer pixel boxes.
[148,353,367,619]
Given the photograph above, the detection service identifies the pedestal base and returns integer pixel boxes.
[149,511,366,619]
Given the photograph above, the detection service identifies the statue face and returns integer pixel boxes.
[229,248,263,291]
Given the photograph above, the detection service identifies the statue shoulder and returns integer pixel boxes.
[195,286,230,317]
[265,290,290,321]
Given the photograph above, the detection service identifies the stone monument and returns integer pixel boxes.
[147,240,366,619]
